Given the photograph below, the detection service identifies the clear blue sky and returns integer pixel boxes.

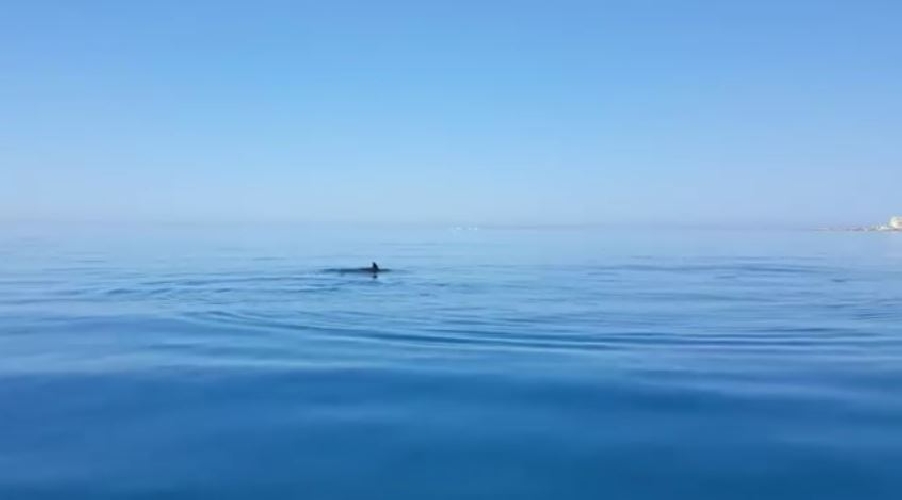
[2,0,899,227]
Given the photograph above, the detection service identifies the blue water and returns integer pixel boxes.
[2,226,901,499]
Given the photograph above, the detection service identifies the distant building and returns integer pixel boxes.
[891,216,902,230]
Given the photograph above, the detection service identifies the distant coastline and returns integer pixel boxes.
[818,227,902,232]
[819,216,902,232]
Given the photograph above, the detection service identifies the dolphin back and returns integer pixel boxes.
[323,267,390,273]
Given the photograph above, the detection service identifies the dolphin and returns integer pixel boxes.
[325,262,389,274]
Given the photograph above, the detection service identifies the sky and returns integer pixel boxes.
[1,0,899,228]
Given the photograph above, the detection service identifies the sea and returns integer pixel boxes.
[1,225,900,499]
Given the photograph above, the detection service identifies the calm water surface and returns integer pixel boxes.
[1,226,901,499]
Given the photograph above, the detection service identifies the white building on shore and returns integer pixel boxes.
[890,216,902,230]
